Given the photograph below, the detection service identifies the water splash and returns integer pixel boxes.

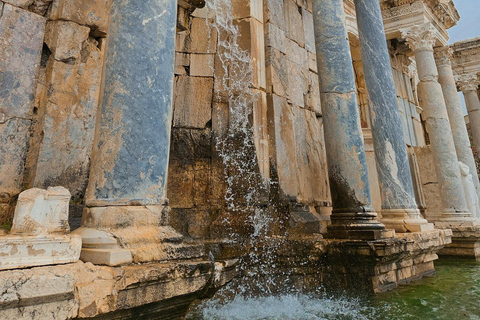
[202,0,289,297]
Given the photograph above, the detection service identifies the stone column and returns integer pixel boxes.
[434,48,480,199]
[401,23,473,225]
[353,0,431,232]
[457,74,480,164]
[75,0,179,265]
[312,0,390,240]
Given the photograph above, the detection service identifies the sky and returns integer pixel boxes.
[447,0,480,115]
[448,0,480,44]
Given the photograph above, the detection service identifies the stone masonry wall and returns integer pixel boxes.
[0,1,109,228]
[264,0,330,208]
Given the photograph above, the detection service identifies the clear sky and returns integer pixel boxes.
[448,1,480,115]
[448,0,480,44]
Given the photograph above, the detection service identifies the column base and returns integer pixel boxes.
[381,208,434,233]
[73,205,204,266]
[326,210,393,240]
[0,234,81,270]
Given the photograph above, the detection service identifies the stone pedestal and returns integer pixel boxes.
[353,0,431,233]
[402,23,473,225]
[435,48,480,199]
[312,0,389,240]
[75,0,184,265]
[0,187,81,271]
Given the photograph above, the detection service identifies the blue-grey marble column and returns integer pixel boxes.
[85,0,177,207]
[354,0,431,232]
[312,0,388,240]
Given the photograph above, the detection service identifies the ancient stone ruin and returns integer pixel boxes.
[0,0,480,319]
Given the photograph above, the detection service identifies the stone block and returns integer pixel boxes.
[266,47,290,96]
[304,71,322,115]
[31,21,104,199]
[286,60,306,107]
[308,52,317,73]
[184,17,217,54]
[302,7,315,53]
[0,263,78,319]
[253,90,270,180]
[3,0,52,15]
[268,94,298,199]
[174,76,213,129]
[0,4,45,202]
[190,54,215,77]
[0,234,81,270]
[265,22,286,54]
[44,20,90,61]
[48,0,110,36]
[232,0,262,21]
[11,187,70,234]
[168,162,195,209]
[283,0,305,47]
[286,38,308,68]
[264,0,285,30]
[234,17,266,90]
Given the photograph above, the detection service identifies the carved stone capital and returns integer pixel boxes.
[456,74,480,92]
[401,23,437,53]
[434,46,454,66]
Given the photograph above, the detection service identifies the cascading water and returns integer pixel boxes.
[201,0,287,297]
[186,1,480,319]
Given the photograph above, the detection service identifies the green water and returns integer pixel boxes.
[189,259,480,320]
[369,259,480,319]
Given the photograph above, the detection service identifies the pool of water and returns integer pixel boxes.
[187,259,480,320]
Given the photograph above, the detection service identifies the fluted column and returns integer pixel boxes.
[457,74,480,165]
[434,48,480,199]
[401,23,473,225]
[312,0,390,240]
[353,0,431,232]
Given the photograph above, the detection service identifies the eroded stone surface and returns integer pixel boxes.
[0,4,45,220]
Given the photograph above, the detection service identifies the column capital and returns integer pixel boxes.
[401,23,437,53]
[434,46,454,66]
[456,73,479,92]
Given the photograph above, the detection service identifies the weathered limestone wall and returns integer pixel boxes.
[0,1,46,225]
[25,2,109,202]
[167,7,224,239]
[264,0,330,208]
[0,1,109,227]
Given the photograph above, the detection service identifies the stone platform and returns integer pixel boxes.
[438,225,480,259]
[0,259,236,320]
[321,229,452,293]
[203,229,452,294]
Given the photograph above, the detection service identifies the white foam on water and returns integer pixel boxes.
[194,294,372,320]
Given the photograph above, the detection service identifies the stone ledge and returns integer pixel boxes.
[0,234,81,271]
[0,259,236,320]
[438,225,480,259]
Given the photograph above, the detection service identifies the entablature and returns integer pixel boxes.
[451,37,480,78]
[380,0,459,46]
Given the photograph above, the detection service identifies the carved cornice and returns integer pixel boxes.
[434,46,453,66]
[380,0,459,29]
[451,37,480,77]
[456,74,480,92]
[401,23,437,53]
[381,1,449,46]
